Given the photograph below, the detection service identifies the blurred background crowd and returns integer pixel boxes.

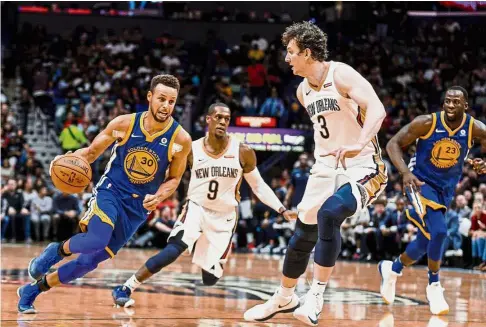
[1,1,485,271]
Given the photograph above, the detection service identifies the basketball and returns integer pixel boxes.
[51,154,92,194]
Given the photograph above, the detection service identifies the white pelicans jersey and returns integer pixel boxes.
[300,61,380,168]
[187,136,243,212]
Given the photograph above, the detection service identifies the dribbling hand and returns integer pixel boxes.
[49,151,72,176]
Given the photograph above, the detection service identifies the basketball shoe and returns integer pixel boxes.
[426,282,449,315]
[17,283,41,314]
[293,289,324,326]
[112,286,135,308]
[378,260,401,304]
[243,287,299,322]
[28,242,63,281]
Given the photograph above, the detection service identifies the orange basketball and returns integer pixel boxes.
[51,154,92,194]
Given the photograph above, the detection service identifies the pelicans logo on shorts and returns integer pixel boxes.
[430,138,461,169]
[124,146,160,184]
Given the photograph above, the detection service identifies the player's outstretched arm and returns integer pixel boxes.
[74,114,134,163]
[468,119,486,174]
[240,144,297,221]
[386,115,433,192]
[143,129,192,211]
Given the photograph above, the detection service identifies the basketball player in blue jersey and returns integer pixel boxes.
[17,74,192,314]
[111,103,297,308]
[379,86,486,315]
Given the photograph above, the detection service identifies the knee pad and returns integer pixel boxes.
[201,269,219,286]
[283,219,318,279]
[318,183,357,241]
[146,231,188,274]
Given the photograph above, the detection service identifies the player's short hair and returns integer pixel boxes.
[282,21,329,62]
[447,86,468,102]
[150,74,180,93]
[207,102,230,116]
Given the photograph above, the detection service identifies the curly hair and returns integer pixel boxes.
[282,21,329,62]
[150,74,180,92]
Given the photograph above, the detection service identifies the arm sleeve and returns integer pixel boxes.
[244,168,284,213]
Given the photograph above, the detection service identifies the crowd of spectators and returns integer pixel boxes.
[2,4,486,272]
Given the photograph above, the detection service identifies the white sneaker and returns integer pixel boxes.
[293,289,324,326]
[243,288,299,322]
[426,282,449,315]
[378,260,401,304]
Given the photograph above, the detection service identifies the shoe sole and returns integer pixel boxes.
[250,303,300,322]
[293,310,318,326]
[17,287,37,314]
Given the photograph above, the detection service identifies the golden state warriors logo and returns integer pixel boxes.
[124,147,160,184]
[430,138,461,169]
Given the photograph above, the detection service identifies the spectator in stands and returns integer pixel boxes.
[85,95,106,123]
[361,198,388,261]
[59,116,89,153]
[284,153,310,211]
[259,87,286,119]
[1,178,30,242]
[52,192,81,240]
[21,178,36,243]
[31,186,53,242]
[470,202,486,270]
[1,158,14,184]
[132,206,175,248]
[247,59,267,106]
[455,194,472,219]
[379,197,406,258]
[442,209,462,258]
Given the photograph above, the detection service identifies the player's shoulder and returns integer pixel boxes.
[174,125,192,144]
[109,113,137,129]
[411,113,435,126]
[239,142,253,154]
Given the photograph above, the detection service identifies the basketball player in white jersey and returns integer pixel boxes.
[244,21,388,326]
[112,103,297,307]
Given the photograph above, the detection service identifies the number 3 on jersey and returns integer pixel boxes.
[207,180,219,200]
[318,116,330,139]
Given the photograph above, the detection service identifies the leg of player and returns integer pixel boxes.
[18,217,113,313]
[27,216,113,281]
[112,232,188,307]
[293,183,357,326]
[244,219,318,322]
[379,209,429,304]
[424,210,449,315]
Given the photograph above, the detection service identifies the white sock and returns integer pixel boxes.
[278,284,296,297]
[310,279,327,294]
[124,275,142,292]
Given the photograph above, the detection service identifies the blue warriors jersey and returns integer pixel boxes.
[409,111,475,201]
[102,112,181,197]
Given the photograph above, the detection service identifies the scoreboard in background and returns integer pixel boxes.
[227,127,308,152]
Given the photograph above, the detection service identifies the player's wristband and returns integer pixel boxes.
[278,207,288,214]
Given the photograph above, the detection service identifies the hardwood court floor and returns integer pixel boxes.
[1,244,485,327]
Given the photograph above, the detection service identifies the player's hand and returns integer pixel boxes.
[143,194,161,211]
[467,158,486,175]
[401,171,425,194]
[49,151,72,176]
[320,143,365,169]
[281,210,298,221]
